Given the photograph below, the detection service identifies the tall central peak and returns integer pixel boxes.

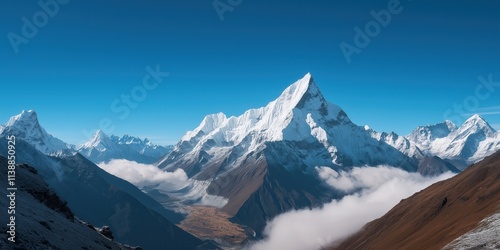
[274,73,323,109]
[179,73,347,147]
[273,73,343,121]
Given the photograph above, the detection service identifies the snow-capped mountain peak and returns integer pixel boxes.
[269,72,343,121]
[456,114,496,137]
[7,109,36,123]
[180,73,348,147]
[93,129,108,141]
[161,73,422,178]
[6,110,43,133]
[1,110,71,154]
[118,134,149,145]
[408,114,499,167]
[77,130,172,164]
[407,120,458,149]
[276,72,316,108]
[79,130,113,152]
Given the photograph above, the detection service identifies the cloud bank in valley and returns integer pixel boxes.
[248,166,455,250]
[98,159,229,208]
[98,159,189,192]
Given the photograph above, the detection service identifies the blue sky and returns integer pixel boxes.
[1,0,500,145]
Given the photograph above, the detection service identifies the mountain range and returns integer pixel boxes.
[0,110,172,164]
[0,112,215,249]
[1,73,499,249]
[76,130,173,164]
[155,73,500,238]
[407,115,500,169]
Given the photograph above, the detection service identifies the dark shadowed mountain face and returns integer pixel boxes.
[230,152,336,235]
[417,156,461,176]
[332,150,500,250]
[0,139,217,250]
[0,156,130,250]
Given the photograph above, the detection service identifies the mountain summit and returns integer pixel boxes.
[0,110,71,154]
[408,114,499,168]
[181,73,345,148]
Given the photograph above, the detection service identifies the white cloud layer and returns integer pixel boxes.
[248,166,455,250]
[316,165,434,193]
[98,159,229,209]
[98,159,189,192]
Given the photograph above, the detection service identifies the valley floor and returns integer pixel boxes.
[178,206,249,247]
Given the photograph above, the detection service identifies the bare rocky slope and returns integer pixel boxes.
[332,150,500,250]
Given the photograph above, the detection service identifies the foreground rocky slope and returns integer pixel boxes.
[332,150,500,250]
[0,156,133,250]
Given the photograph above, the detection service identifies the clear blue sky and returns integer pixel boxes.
[1,0,499,145]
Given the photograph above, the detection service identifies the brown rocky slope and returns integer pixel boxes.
[332,150,500,250]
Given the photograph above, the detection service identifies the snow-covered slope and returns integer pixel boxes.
[0,110,72,154]
[77,130,172,164]
[408,115,500,168]
[443,211,500,250]
[407,120,457,149]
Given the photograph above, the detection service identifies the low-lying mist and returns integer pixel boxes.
[248,166,455,250]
